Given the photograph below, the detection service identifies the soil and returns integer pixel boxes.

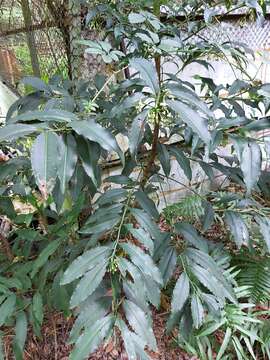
[3,311,197,360]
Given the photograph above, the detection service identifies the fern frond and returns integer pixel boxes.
[163,194,204,224]
[233,254,270,303]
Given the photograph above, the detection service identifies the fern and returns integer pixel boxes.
[163,194,204,224]
[233,254,270,303]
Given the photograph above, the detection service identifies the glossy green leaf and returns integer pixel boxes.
[125,224,154,255]
[31,240,61,278]
[123,300,157,350]
[134,190,159,220]
[191,295,204,329]
[31,132,60,196]
[70,315,114,360]
[225,211,249,248]
[171,272,190,313]
[240,141,262,195]
[130,58,159,94]
[129,111,147,158]
[14,312,27,354]
[33,292,43,326]
[175,223,208,252]
[0,294,16,326]
[159,247,177,285]
[167,100,211,145]
[61,246,112,285]
[121,243,163,285]
[70,120,124,164]
[58,134,78,194]
[0,124,38,142]
[169,147,192,181]
[130,208,161,240]
[11,109,78,123]
[70,259,108,308]
[256,216,270,252]
[117,318,150,360]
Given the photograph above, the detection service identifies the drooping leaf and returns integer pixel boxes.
[61,246,112,285]
[157,143,171,177]
[167,100,211,145]
[14,311,27,355]
[77,137,100,187]
[130,58,159,94]
[225,211,249,248]
[240,141,262,195]
[123,299,157,350]
[134,190,159,220]
[70,120,124,164]
[159,247,177,285]
[129,111,147,158]
[125,224,154,255]
[171,272,190,313]
[21,76,50,93]
[191,295,204,329]
[169,147,192,181]
[70,259,108,308]
[70,315,114,360]
[0,124,38,142]
[31,132,61,197]
[256,216,270,252]
[31,240,61,278]
[216,327,232,360]
[58,134,78,194]
[11,109,78,123]
[32,292,43,326]
[121,243,163,285]
[117,318,150,360]
[130,208,161,240]
[0,294,16,326]
[175,223,208,252]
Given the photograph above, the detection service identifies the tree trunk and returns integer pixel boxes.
[21,0,41,78]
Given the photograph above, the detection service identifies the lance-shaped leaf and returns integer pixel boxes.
[61,246,112,285]
[167,100,211,145]
[130,208,161,240]
[130,58,159,94]
[134,190,159,220]
[125,224,154,255]
[70,315,114,360]
[31,132,61,197]
[0,294,16,326]
[58,134,77,194]
[169,147,192,181]
[191,295,204,329]
[121,243,163,285]
[31,240,61,278]
[175,222,208,252]
[0,124,38,142]
[117,318,150,360]
[11,109,78,123]
[70,259,108,308]
[240,141,262,195]
[171,272,190,313]
[159,246,177,285]
[70,120,124,164]
[129,111,147,158]
[225,211,249,248]
[77,137,100,188]
[157,143,171,177]
[256,216,270,252]
[14,312,27,355]
[123,300,157,350]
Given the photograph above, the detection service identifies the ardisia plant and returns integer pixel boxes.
[0,0,270,359]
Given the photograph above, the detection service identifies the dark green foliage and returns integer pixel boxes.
[0,0,269,359]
